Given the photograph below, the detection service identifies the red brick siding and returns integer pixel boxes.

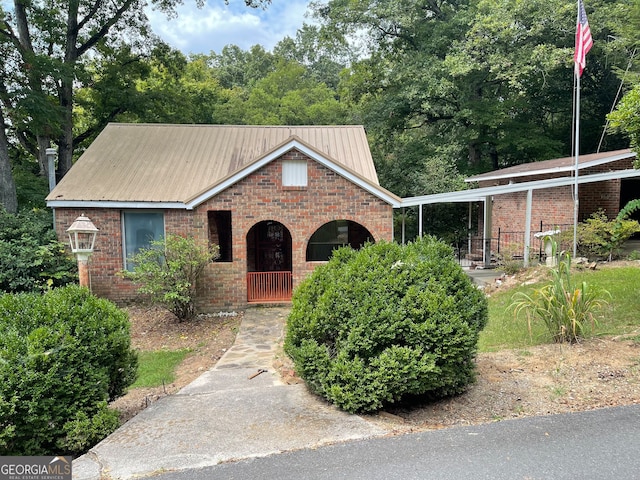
[53,150,393,311]
[477,157,632,238]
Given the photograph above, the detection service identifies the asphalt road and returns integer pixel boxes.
[155,404,640,480]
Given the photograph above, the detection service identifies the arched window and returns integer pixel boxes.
[306,220,373,261]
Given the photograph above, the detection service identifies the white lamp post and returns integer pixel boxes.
[66,214,99,287]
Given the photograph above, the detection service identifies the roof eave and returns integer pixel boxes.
[46,200,189,210]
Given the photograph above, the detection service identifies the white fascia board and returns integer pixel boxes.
[464,151,636,183]
[400,168,640,208]
[46,200,188,210]
[186,140,402,209]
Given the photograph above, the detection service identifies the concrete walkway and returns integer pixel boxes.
[73,307,386,480]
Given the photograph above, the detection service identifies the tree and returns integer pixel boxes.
[315,0,630,179]
[607,0,640,164]
[0,107,16,213]
[243,60,347,125]
[0,0,270,212]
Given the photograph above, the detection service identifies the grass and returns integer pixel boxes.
[479,266,640,352]
[131,349,191,388]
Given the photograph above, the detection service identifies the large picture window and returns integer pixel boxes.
[122,211,165,270]
[306,220,373,261]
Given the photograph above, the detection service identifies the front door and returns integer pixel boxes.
[246,221,293,302]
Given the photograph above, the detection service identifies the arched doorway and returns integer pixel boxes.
[246,220,293,303]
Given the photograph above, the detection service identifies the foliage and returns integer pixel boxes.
[608,84,640,162]
[301,0,633,240]
[284,238,488,413]
[496,244,527,275]
[0,286,137,455]
[0,208,77,293]
[122,234,219,321]
[575,207,640,260]
[510,240,609,344]
[56,401,120,455]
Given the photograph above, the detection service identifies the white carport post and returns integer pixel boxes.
[523,189,533,267]
[483,196,492,268]
[418,204,423,238]
[402,207,406,244]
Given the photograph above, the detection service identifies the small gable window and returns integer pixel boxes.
[122,211,165,271]
[282,159,307,187]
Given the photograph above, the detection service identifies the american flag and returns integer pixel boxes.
[574,0,593,76]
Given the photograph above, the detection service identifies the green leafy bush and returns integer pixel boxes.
[284,238,488,413]
[121,234,219,321]
[0,286,137,456]
[56,401,120,455]
[511,240,609,344]
[0,208,77,292]
[573,203,640,260]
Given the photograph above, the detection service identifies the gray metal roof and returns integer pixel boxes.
[47,124,399,208]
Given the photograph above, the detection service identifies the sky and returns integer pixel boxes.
[147,0,313,55]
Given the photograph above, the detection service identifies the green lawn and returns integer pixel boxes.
[131,349,191,388]
[479,265,640,352]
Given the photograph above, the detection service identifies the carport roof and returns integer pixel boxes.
[465,149,634,183]
[400,149,639,208]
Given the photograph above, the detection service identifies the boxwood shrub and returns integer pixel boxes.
[0,285,137,455]
[284,237,488,413]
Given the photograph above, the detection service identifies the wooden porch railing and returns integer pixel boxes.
[247,271,293,303]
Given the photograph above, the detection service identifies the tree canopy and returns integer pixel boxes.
[1,0,638,218]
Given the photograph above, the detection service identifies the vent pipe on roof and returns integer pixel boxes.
[46,148,57,192]
[46,148,58,231]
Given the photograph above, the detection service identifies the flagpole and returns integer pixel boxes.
[573,66,580,259]
[572,0,592,259]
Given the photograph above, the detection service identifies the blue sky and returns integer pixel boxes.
[147,0,313,55]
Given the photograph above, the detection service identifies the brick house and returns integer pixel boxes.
[46,124,401,310]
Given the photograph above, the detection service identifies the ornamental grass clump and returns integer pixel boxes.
[511,238,609,344]
[284,237,488,414]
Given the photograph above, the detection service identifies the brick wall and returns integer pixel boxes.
[54,149,393,311]
[477,157,632,240]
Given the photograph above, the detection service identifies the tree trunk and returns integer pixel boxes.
[56,82,75,178]
[0,109,18,213]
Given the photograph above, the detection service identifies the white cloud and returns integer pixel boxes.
[147,0,312,54]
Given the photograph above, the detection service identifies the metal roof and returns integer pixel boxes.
[401,167,640,207]
[46,124,400,208]
[465,149,634,183]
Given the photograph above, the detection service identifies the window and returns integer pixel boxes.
[282,159,307,187]
[122,211,165,270]
[208,211,232,262]
[306,220,373,261]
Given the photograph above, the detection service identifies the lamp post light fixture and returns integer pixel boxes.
[66,214,99,287]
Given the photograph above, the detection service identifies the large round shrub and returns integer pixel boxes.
[0,285,137,455]
[284,237,488,413]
